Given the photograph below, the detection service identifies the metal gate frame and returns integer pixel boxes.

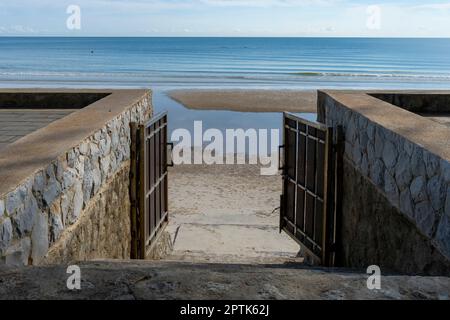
[280,112,342,267]
[130,112,173,259]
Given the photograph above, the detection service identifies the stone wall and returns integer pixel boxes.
[318,91,450,274]
[0,92,152,266]
[340,161,450,275]
[43,163,132,264]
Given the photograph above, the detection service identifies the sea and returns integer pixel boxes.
[1,37,450,90]
[1,37,450,144]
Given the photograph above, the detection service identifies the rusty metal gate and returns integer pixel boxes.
[130,112,173,259]
[279,112,342,267]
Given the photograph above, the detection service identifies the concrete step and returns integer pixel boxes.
[166,220,301,265]
[164,251,304,265]
[1,259,449,300]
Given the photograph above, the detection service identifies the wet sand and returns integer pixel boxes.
[169,89,317,113]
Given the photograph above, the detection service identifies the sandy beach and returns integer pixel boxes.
[169,89,317,113]
[163,90,315,263]
[166,164,300,264]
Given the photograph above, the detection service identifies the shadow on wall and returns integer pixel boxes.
[0,92,110,109]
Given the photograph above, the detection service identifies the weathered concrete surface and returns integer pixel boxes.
[422,114,450,127]
[318,90,450,167]
[0,260,449,300]
[166,164,300,264]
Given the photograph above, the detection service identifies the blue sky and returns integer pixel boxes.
[1,0,450,37]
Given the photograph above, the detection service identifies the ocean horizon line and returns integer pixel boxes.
[1,35,450,39]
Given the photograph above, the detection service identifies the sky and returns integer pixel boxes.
[1,0,450,37]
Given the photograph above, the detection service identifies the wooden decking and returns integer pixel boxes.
[0,109,76,151]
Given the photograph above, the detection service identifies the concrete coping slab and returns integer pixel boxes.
[0,89,151,197]
[319,90,450,162]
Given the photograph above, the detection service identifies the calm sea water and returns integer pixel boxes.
[1,37,449,143]
[1,37,450,90]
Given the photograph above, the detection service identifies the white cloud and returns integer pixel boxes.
[0,25,38,34]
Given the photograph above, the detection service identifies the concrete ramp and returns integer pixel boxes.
[167,164,300,264]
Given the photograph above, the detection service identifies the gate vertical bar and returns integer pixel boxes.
[303,124,308,244]
[163,117,169,224]
[138,124,146,259]
[280,113,286,233]
[322,126,333,266]
[293,119,299,241]
[332,126,344,266]
[130,122,139,259]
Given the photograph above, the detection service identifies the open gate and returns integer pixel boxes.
[280,112,342,267]
[130,112,173,259]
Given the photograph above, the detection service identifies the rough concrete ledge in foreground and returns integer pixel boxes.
[0,89,152,266]
[0,260,449,300]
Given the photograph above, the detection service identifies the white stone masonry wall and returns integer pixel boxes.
[321,95,450,260]
[0,95,151,266]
